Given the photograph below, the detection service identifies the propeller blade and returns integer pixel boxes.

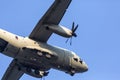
[66,38,69,43]
[73,24,78,32]
[70,37,72,45]
[65,22,78,45]
[71,22,75,31]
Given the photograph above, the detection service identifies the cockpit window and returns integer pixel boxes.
[79,58,83,64]
[73,58,78,62]
[73,58,83,64]
[79,60,83,64]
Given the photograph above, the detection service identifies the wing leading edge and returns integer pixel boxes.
[2,60,24,80]
[29,0,72,42]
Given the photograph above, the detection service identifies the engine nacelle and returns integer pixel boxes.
[45,25,72,38]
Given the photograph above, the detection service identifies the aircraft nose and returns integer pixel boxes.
[82,61,88,72]
[84,64,88,71]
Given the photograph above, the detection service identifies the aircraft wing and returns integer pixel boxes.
[29,0,72,42]
[2,60,24,80]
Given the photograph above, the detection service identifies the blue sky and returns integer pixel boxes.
[0,0,120,80]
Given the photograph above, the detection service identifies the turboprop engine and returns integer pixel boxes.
[45,22,78,38]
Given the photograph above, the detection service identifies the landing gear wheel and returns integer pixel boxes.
[44,71,49,76]
[70,73,75,76]
[70,70,75,76]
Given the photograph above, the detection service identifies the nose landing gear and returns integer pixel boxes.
[65,67,76,76]
[70,70,75,76]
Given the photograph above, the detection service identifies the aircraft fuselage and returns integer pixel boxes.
[0,28,88,77]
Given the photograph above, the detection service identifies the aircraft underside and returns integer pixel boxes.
[0,40,73,78]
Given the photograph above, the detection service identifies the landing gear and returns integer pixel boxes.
[43,71,49,76]
[36,70,49,77]
[25,68,49,78]
[40,71,49,80]
[66,67,76,76]
[69,70,75,76]
[66,70,75,76]
[70,73,75,76]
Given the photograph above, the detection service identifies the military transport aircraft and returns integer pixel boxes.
[0,0,88,80]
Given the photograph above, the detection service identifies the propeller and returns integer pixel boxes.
[71,22,78,37]
[66,22,78,45]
